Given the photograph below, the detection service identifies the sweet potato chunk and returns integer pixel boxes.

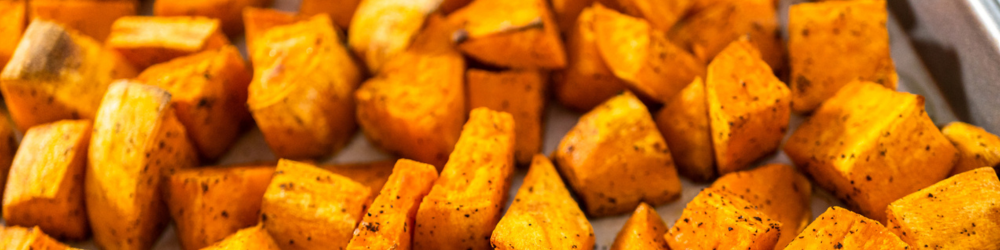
[164,165,274,250]
[669,0,783,70]
[1,19,136,131]
[321,161,396,195]
[554,92,682,217]
[491,155,595,250]
[261,159,373,250]
[202,225,281,250]
[552,5,626,111]
[299,0,358,29]
[349,0,441,73]
[598,0,690,31]
[665,188,781,250]
[30,0,136,42]
[0,226,77,249]
[0,0,25,70]
[707,39,791,174]
[154,0,271,36]
[345,159,438,250]
[86,81,199,250]
[413,108,516,250]
[886,167,1000,249]
[449,0,567,69]
[784,81,958,222]
[249,14,362,159]
[785,207,908,249]
[711,164,812,248]
[107,16,229,70]
[655,78,714,181]
[942,122,1000,175]
[242,7,297,57]
[467,69,547,165]
[610,203,668,250]
[550,0,592,33]
[789,0,897,113]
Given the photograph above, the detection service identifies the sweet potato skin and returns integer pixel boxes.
[154,0,272,36]
[449,0,567,69]
[610,203,668,250]
[942,122,1000,175]
[711,164,812,248]
[552,5,626,112]
[785,207,908,249]
[202,225,281,250]
[107,16,230,70]
[466,69,547,165]
[0,226,78,250]
[345,159,438,250]
[29,0,136,42]
[665,188,781,250]
[0,0,26,70]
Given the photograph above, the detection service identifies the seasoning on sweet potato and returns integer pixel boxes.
[164,165,274,250]
[348,0,441,73]
[491,155,595,250]
[0,226,78,249]
[242,7,298,57]
[355,15,465,168]
[597,0,690,31]
[553,92,682,217]
[261,159,373,250]
[610,203,668,250]
[941,122,1000,175]
[784,81,958,222]
[711,164,812,248]
[107,16,229,70]
[669,0,784,71]
[552,5,626,111]
[30,0,136,42]
[886,167,1000,249]
[154,0,272,36]
[665,188,781,250]
[299,0,358,29]
[248,14,362,159]
[413,108,516,250]
[655,77,714,181]
[345,159,438,250]
[785,206,908,249]
[202,224,281,250]
[707,38,791,174]
[1,19,136,131]
[0,0,25,70]
[449,0,566,69]
[321,161,396,195]
[86,80,199,250]
[467,69,547,165]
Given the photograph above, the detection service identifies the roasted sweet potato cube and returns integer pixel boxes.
[249,14,362,159]
[449,0,566,69]
[299,0,358,29]
[467,69,547,165]
[550,0,592,33]
[711,164,812,248]
[164,165,274,250]
[0,0,26,70]
[355,15,465,167]
[346,159,438,250]
[655,77,714,181]
[597,0,690,31]
[707,39,791,174]
[348,0,440,73]
[554,92,682,217]
[154,0,271,36]
[413,108,516,250]
[886,167,1000,249]
[942,122,1000,175]
[1,19,137,131]
[610,203,668,250]
[0,112,15,200]
[261,159,373,250]
[86,80,199,250]
[553,5,626,111]
[665,188,781,250]
[136,46,251,159]
[492,155,595,250]
[321,161,396,200]
[202,225,281,250]
[669,0,784,70]
[0,226,78,250]
[784,81,958,222]
[785,207,908,249]
[107,16,230,70]
[242,7,298,57]
[30,0,136,42]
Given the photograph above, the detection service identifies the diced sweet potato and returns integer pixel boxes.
[552,5,626,111]
[261,159,373,250]
[299,0,358,29]
[655,77,714,181]
[942,122,1000,175]
[0,0,25,70]
[30,0,136,42]
[413,108,516,250]
[1,19,136,131]
[345,159,438,250]
[248,14,362,159]
[0,226,77,249]
[86,80,199,250]
[669,0,784,71]
[242,7,298,57]
[154,0,272,36]
[785,207,908,249]
[711,164,812,248]
[553,92,682,217]
[107,16,229,70]
[610,203,668,250]
[467,69,547,165]
[784,81,958,222]
[0,112,15,201]
[321,161,396,195]
[597,0,691,31]
[449,0,566,69]
[491,155,595,249]
[886,167,1000,249]
[348,0,441,73]
[164,165,275,250]
[202,225,281,250]
[550,0,592,33]
[707,39,791,174]
[665,188,781,250]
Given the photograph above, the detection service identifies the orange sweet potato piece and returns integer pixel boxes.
[154,0,272,36]
[785,207,908,249]
[242,7,298,57]
[0,0,25,70]
[655,77,714,181]
[597,0,691,31]
[552,5,626,111]
[30,0,136,42]
[0,226,77,249]
[345,159,439,250]
[609,203,668,250]
[669,0,784,70]
[466,69,547,165]
[941,122,1000,175]
[449,0,567,69]
[299,0,358,29]
[665,188,781,250]
[107,16,230,70]
[348,0,441,73]
[202,224,281,250]
[710,164,812,248]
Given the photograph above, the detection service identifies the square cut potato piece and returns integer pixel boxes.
[707,39,791,174]
[154,0,272,36]
[553,92,682,217]
[346,159,438,250]
[665,188,781,250]
[30,0,136,42]
[467,69,547,165]
[886,167,1000,249]
[136,45,252,159]
[355,15,465,168]
[107,16,230,70]
[785,207,908,249]
[349,0,441,73]
[610,203,669,250]
[553,5,626,112]
[1,19,137,131]
[491,155,595,250]
[86,80,199,250]
[2,120,90,240]
[669,0,784,71]
[710,164,812,248]
[0,0,26,70]
[242,7,298,58]
[448,0,566,69]
[596,0,690,31]
[202,224,281,250]
[261,159,374,250]
[789,0,897,113]
[249,14,362,159]
[942,122,1000,175]
[655,77,714,181]
[164,165,275,250]
[784,81,958,222]
[300,0,358,30]
[0,226,79,249]
[413,108,516,250]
